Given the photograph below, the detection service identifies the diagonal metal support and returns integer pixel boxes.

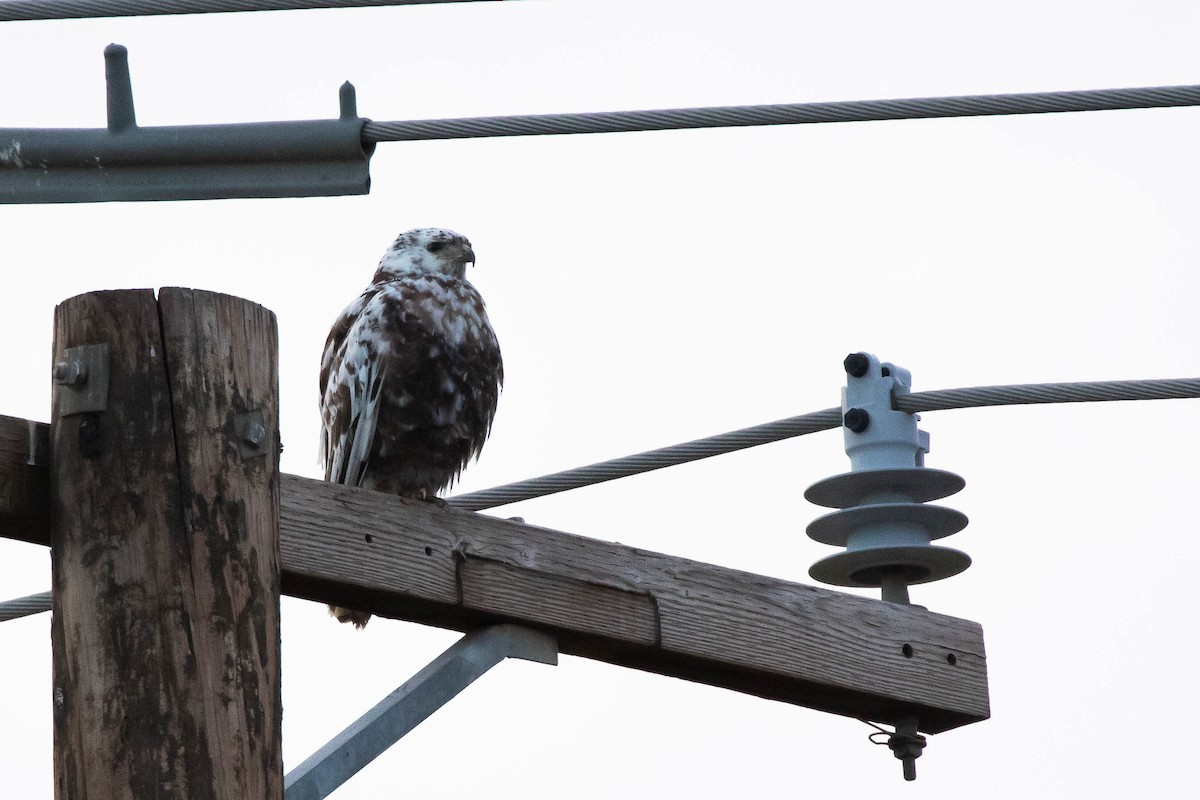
[284,624,558,800]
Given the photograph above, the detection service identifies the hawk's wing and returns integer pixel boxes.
[319,291,386,487]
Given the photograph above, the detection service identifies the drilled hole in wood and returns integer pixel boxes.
[902,643,914,658]
[946,653,958,666]
[424,546,433,556]
[364,534,373,544]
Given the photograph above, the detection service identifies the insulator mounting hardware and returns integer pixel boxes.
[805,352,971,605]
[806,353,972,781]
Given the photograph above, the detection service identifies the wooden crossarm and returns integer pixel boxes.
[1,413,988,734]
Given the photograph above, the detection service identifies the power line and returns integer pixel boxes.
[363,84,1200,143]
[0,591,51,622]
[449,377,1200,511]
[0,0,487,21]
[449,408,844,512]
[895,378,1200,412]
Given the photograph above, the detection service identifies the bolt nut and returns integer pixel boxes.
[843,353,870,378]
[53,360,88,387]
[243,420,267,447]
[844,407,870,433]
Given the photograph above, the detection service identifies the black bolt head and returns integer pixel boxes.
[844,353,870,378]
[844,407,870,433]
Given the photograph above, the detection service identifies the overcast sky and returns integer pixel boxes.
[3,1,1199,797]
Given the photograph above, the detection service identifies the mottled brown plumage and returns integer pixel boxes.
[320,228,503,627]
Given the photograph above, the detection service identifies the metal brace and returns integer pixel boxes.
[284,624,558,800]
[54,343,109,417]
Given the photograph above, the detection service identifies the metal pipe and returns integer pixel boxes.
[878,569,911,605]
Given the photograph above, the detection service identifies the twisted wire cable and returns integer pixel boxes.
[0,0,483,21]
[364,84,1200,143]
[0,591,51,622]
[898,377,1200,412]
[449,408,844,511]
[450,377,1200,511]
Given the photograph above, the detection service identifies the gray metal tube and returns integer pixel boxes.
[284,625,557,800]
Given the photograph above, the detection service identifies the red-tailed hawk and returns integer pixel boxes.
[320,227,503,627]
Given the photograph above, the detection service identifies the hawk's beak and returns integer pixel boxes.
[463,247,476,266]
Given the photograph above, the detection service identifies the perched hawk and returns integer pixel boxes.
[320,227,503,627]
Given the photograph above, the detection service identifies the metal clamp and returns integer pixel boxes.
[1,44,374,204]
[54,343,109,416]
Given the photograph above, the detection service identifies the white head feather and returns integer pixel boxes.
[375,227,476,282]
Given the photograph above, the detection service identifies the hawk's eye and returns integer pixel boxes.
[426,241,446,253]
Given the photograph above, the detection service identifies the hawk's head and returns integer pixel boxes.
[375,228,476,282]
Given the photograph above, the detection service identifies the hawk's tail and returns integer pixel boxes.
[328,605,372,628]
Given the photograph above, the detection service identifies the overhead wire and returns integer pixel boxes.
[362,84,1200,143]
[0,0,484,21]
[0,591,51,621]
[448,377,1200,511]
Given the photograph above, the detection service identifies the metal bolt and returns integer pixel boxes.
[53,360,88,386]
[243,420,267,448]
[843,407,870,433]
[887,717,926,781]
[843,352,870,378]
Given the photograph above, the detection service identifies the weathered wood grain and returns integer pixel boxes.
[280,475,989,733]
[458,556,660,645]
[49,289,282,800]
[158,288,283,799]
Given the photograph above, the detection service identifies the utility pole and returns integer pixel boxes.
[49,289,282,799]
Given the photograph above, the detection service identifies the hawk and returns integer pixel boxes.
[319,227,503,627]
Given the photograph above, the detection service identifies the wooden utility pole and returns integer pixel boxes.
[49,289,281,799]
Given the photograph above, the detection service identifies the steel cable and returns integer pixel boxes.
[449,377,1200,511]
[0,591,51,622]
[0,0,483,21]
[898,378,1200,412]
[449,408,844,511]
[363,85,1200,143]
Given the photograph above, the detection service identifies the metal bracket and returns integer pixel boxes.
[54,343,109,417]
[284,624,558,800]
[234,409,269,460]
[1,44,374,204]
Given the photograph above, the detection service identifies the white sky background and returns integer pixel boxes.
[2,0,1199,796]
